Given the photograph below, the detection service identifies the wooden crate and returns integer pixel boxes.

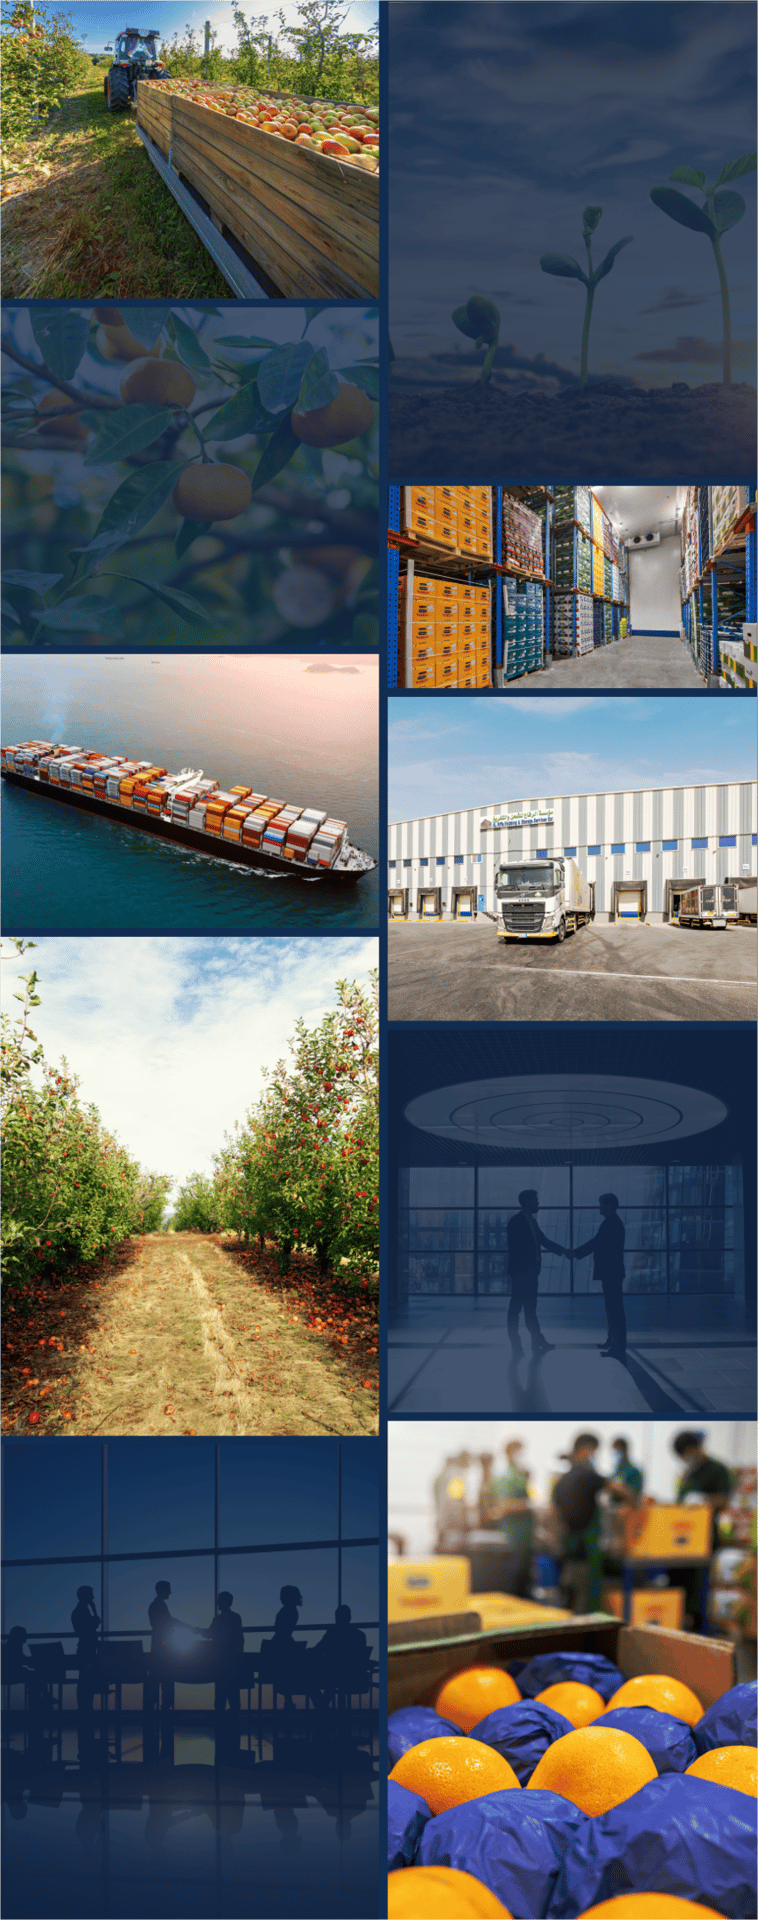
[137,86,378,297]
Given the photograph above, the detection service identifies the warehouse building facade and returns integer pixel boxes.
[388,781,757,921]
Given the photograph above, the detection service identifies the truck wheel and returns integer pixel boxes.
[556,918,566,943]
[106,65,130,111]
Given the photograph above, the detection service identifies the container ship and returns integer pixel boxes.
[1,741,376,885]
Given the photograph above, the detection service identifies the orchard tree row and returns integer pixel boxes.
[1,942,172,1289]
[171,973,378,1295]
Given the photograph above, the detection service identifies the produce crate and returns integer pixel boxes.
[137,85,379,298]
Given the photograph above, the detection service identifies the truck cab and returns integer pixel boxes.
[495,856,592,943]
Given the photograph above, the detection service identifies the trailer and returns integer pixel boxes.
[677,883,739,929]
[495,855,593,943]
[736,882,757,926]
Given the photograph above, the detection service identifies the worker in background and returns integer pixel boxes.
[479,1440,534,1598]
[433,1451,473,1553]
[571,1194,626,1360]
[552,1433,638,1613]
[673,1431,734,1632]
[608,1436,644,1503]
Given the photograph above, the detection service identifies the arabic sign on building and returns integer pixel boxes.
[488,808,554,829]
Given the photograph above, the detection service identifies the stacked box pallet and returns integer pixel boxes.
[602,513,612,559]
[401,486,458,553]
[501,493,542,574]
[592,538,604,595]
[603,602,613,641]
[576,594,594,654]
[554,484,590,531]
[457,485,493,562]
[699,487,712,572]
[593,597,605,647]
[711,485,748,553]
[397,571,491,688]
[136,84,379,299]
[611,562,622,602]
[681,485,700,594]
[603,555,612,598]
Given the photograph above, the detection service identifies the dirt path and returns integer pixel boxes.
[2,71,226,298]
[47,1235,377,1436]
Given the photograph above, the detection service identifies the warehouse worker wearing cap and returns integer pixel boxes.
[570,1194,626,1360]
[506,1190,570,1357]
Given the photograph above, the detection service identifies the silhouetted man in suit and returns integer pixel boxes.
[506,1189,568,1356]
[572,1194,626,1359]
[147,1580,186,1713]
[71,1585,100,1712]
[201,1591,244,1717]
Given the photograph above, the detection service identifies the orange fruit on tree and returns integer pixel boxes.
[291,380,373,448]
[526,1724,657,1815]
[576,1899,726,1918]
[603,1674,703,1727]
[172,462,252,523]
[434,1665,521,1733]
[685,1744,757,1796]
[535,1682,606,1728]
[120,358,196,408]
[388,1866,512,1918]
[389,1736,520,1817]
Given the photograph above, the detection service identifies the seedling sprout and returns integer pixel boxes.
[650,153,756,385]
[540,206,633,389]
[452,295,500,384]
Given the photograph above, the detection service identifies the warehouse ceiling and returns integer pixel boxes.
[592,485,687,539]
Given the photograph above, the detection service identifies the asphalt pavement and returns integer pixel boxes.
[388,918,756,1023]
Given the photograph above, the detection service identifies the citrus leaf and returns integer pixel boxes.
[203,381,279,440]
[94,462,186,540]
[124,577,209,627]
[36,598,125,635]
[82,404,174,465]
[669,165,708,190]
[715,152,756,186]
[215,335,278,348]
[2,570,63,596]
[296,347,339,413]
[115,304,173,349]
[258,341,315,413]
[593,235,634,283]
[339,362,379,400]
[539,253,587,282]
[169,313,211,372]
[30,308,90,379]
[650,186,715,235]
[175,518,212,559]
[713,189,746,234]
[252,412,299,489]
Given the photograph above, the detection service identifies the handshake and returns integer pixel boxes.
[559,1246,584,1259]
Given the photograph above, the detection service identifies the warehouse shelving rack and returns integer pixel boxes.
[549,486,628,659]
[680,486,756,684]
[493,485,553,680]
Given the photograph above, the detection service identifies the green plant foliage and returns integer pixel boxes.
[540,206,633,388]
[650,154,756,384]
[452,295,501,384]
[1,0,91,164]
[170,1172,221,1233]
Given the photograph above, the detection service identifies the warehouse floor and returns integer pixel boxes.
[387,919,756,1023]
[529,630,703,688]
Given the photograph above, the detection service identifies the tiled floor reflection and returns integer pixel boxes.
[3,1719,379,1917]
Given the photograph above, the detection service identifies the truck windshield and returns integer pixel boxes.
[496,865,558,894]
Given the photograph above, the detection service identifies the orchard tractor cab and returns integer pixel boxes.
[496,855,593,943]
[105,29,168,111]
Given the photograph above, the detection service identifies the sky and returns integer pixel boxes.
[388,694,757,822]
[388,1419,756,1558]
[55,3,378,57]
[0,936,377,1206]
[388,2,757,390]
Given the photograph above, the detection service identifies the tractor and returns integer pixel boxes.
[104,28,169,112]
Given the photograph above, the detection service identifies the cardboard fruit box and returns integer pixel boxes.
[136,83,378,298]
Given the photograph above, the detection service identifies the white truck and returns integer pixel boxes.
[678,883,739,929]
[495,856,594,943]
[737,882,757,926]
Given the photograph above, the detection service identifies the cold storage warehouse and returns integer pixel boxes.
[388,779,757,922]
[387,483,756,691]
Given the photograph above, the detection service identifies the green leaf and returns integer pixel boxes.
[669,165,708,190]
[296,347,339,413]
[36,598,125,636]
[339,362,380,401]
[175,518,212,560]
[715,152,756,186]
[124,577,209,627]
[2,570,64,596]
[215,335,279,349]
[81,404,174,465]
[30,309,90,379]
[582,204,603,234]
[649,186,715,235]
[115,304,173,349]
[593,234,634,283]
[257,341,315,413]
[93,462,186,541]
[713,189,746,234]
[72,529,132,577]
[539,253,588,283]
[1,597,22,625]
[203,381,279,441]
[252,412,300,489]
[170,313,211,372]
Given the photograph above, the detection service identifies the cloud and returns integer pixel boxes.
[640,286,714,315]
[634,334,755,365]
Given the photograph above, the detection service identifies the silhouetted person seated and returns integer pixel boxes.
[199,1591,244,1716]
[3,1626,37,1702]
[571,1194,627,1359]
[71,1585,100,1711]
[310,1606,372,1710]
[259,1585,309,1710]
[146,1580,193,1713]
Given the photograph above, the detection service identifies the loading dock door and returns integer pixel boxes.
[611,879,648,921]
[453,887,476,918]
[619,889,643,918]
[388,888,409,918]
[417,886,442,919]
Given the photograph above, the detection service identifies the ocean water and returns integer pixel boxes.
[1,657,379,934]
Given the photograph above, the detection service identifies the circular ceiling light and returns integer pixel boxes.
[404,1075,727,1149]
